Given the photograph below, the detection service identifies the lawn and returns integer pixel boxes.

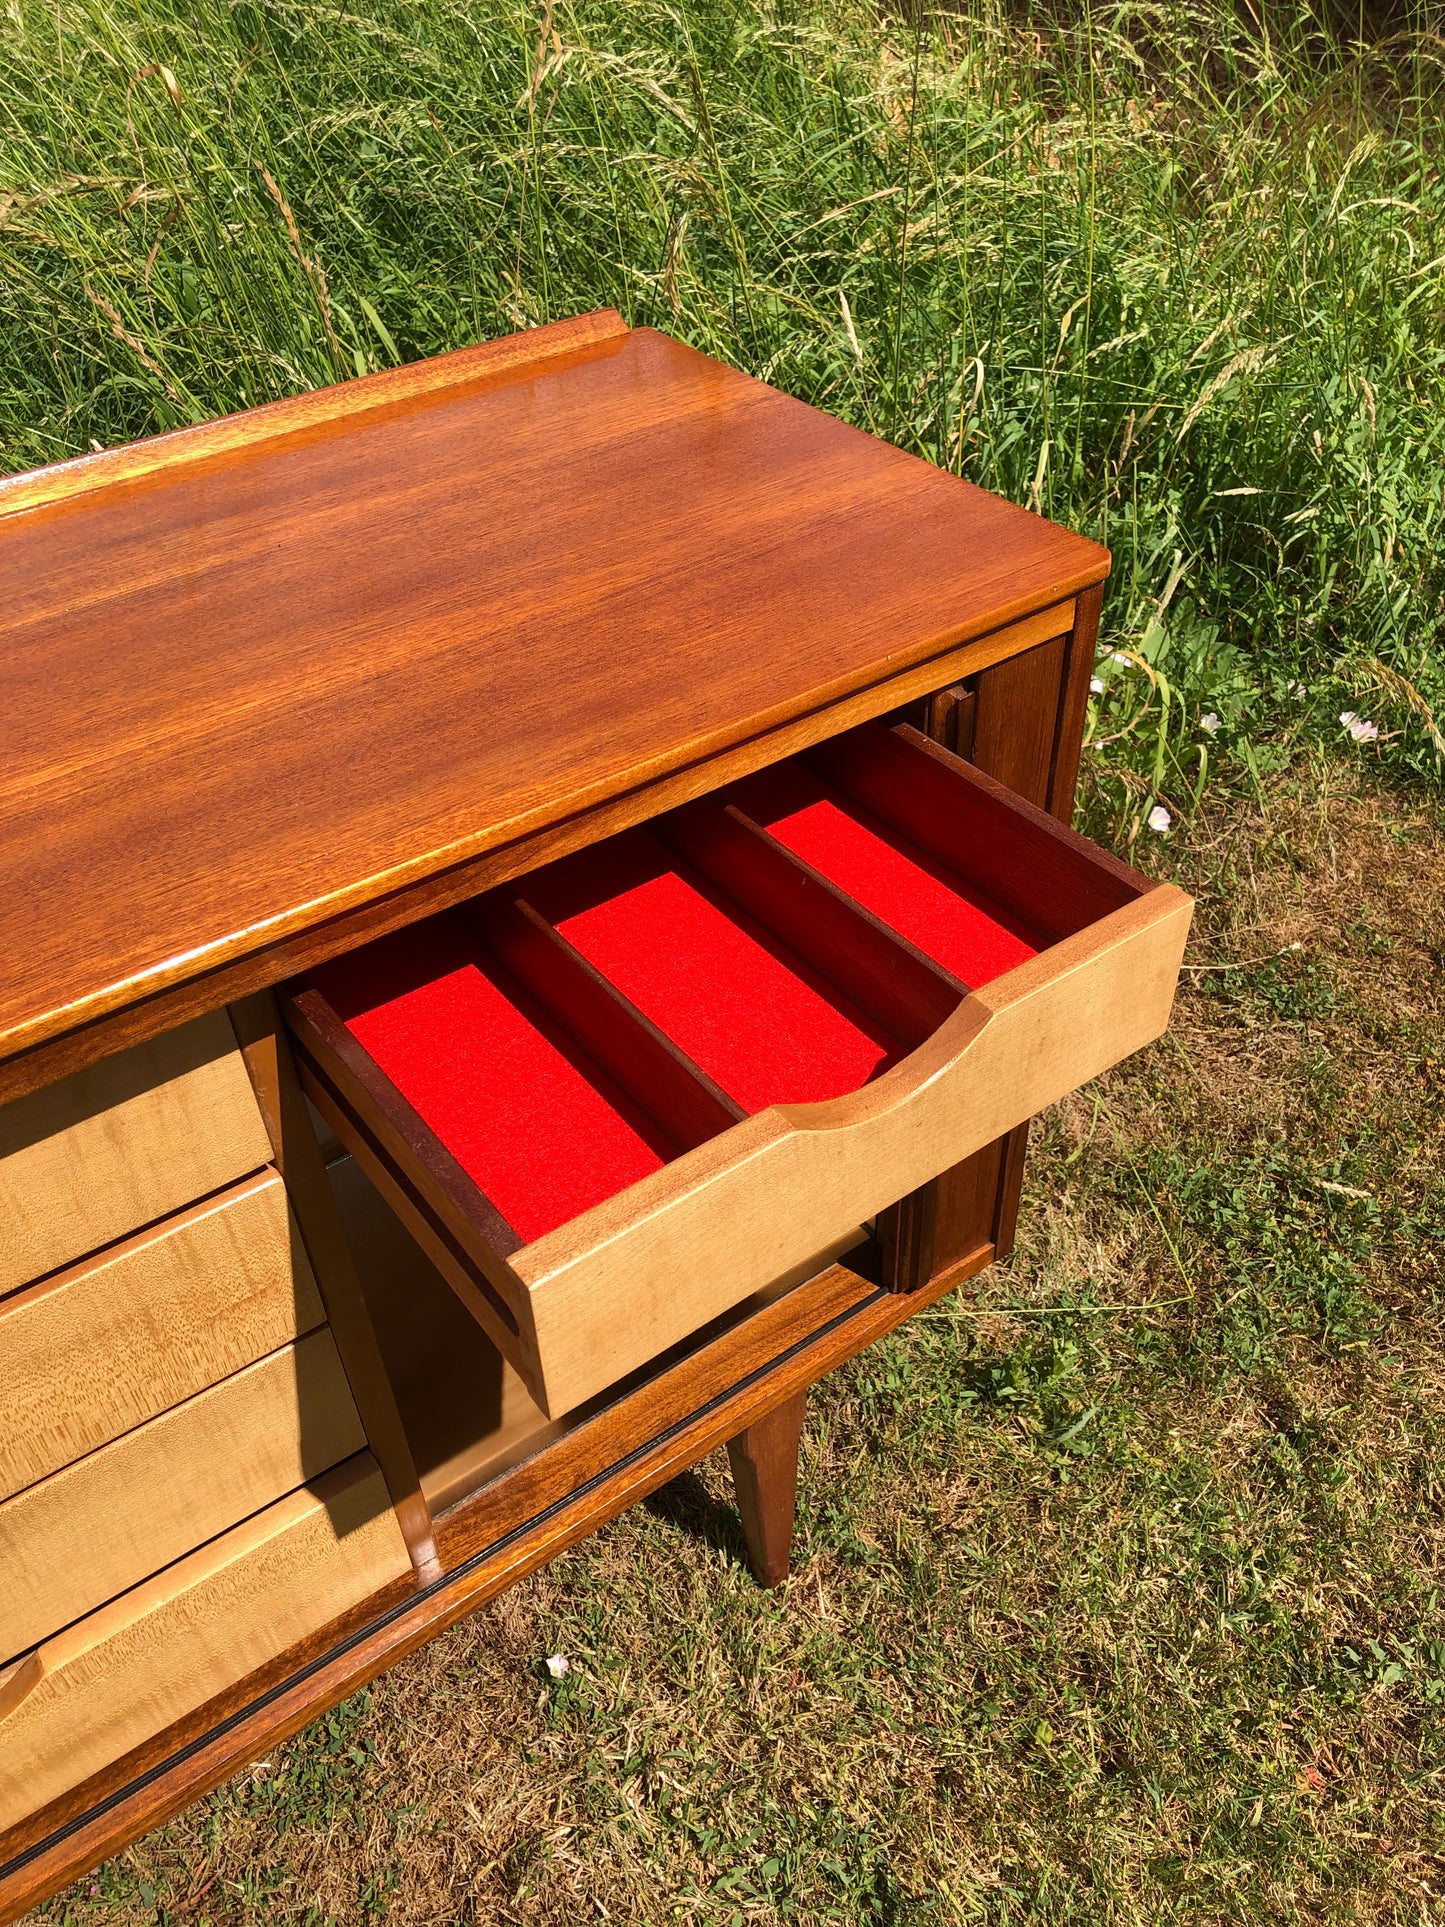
[27,765,1445,1925]
[5,0,1444,1919]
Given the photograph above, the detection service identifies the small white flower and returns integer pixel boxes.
[1110,650,1132,667]
[1340,711,1379,744]
[545,1653,570,1680]
[1287,679,1308,699]
[1147,804,1172,834]
[1089,676,1104,695]
[1199,712,1220,735]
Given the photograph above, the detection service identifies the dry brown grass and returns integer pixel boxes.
[31,759,1445,1927]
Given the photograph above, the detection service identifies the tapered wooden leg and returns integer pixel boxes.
[727,1391,807,1588]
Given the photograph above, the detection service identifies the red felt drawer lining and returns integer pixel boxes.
[520,830,901,1116]
[314,754,1043,1248]
[311,920,669,1245]
[726,761,1041,986]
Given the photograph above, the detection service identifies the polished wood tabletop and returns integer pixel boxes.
[0,309,1107,1077]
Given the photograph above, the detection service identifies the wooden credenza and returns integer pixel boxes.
[0,310,1191,1919]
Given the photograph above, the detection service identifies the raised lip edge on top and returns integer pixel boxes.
[0,309,631,523]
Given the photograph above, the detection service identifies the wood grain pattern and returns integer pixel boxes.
[968,634,1067,805]
[921,683,976,759]
[0,1237,995,1917]
[0,312,629,523]
[512,883,1192,1414]
[0,306,1105,1085]
[0,1169,322,1501]
[0,323,1130,1908]
[430,1249,898,1569]
[0,1330,365,1664]
[1047,581,1105,819]
[876,1180,941,1293]
[924,584,1103,1293]
[0,1253,899,1876]
[0,1453,409,1837]
[904,666,1014,1298]
[926,1136,1007,1278]
[228,993,439,1577]
[991,1119,1031,1261]
[295,985,865,1419]
[285,724,1186,1417]
[727,1392,808,1587]
[0,598,1076,1109]
[0,1008,272,1292]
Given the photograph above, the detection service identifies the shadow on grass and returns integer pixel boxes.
[642,1470,751,1569]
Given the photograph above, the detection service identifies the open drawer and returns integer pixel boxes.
[284,722,1192,1417]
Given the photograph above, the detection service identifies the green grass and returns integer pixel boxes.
[6,2,1445,1918]
[30,763,1445,1924]
[3,0,1445,831]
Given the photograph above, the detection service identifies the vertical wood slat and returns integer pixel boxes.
[931,1135,1006,1270]
[1048,580,1105,822]
[228,992,439,1580]
[876,1180,940,1294]
[923,683,976,761]
[991,1119,1032,1263]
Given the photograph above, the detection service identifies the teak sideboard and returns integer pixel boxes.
[0,308,1192,1919]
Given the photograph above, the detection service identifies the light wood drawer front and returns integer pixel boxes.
[0,1169,324,1500]
[0,1329,365,1665]
[0,1452,408,1836]
[286,722,1193,1418]
[0,1007,274,1293]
